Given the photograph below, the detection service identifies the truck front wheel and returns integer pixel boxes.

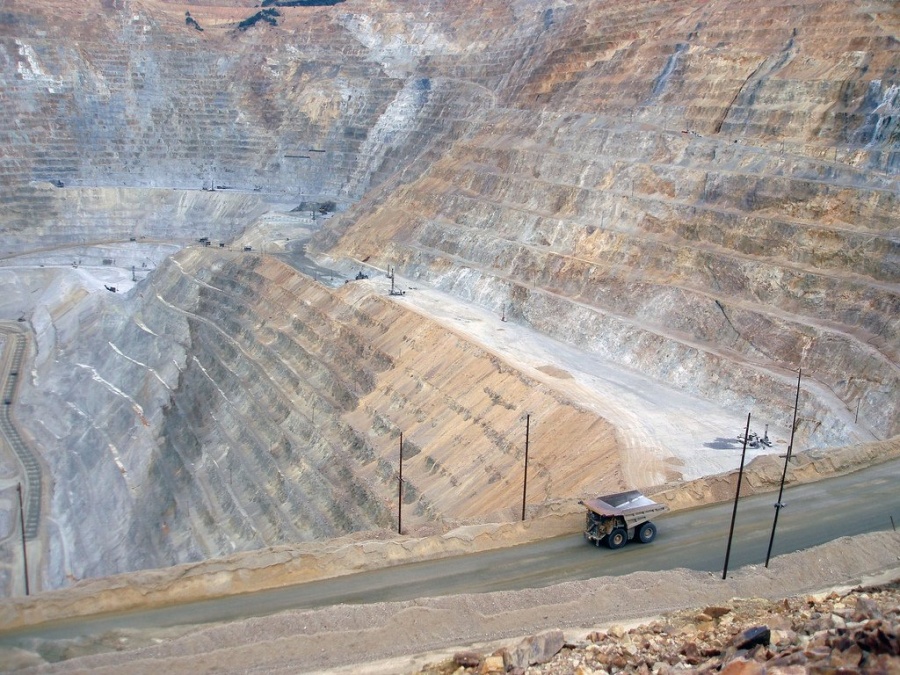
[638,522,657,543]
[607,528,627,549]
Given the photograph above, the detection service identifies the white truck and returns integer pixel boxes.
[582,490,668,549]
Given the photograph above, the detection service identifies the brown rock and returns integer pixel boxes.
[769,628,798,646]
[854,596,883,621]
[766,649,808,667]
[704,606,732,619]
[720,657,764,675]
[766,615,794,631]
[866,654,900,672]
[479,654,505,674]
[681,641,703,665]
[607,624,626,638]
[804,645,832,659]
[678,623,699,637]
[829,643,863,668]
[609,654,628,669]
[453,650,482,668]
[852,621,897,654]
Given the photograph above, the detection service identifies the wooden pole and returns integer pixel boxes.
[786,368,801,461]
[723,413,751,580]
[521,414,530,521]
[766,368,801,567]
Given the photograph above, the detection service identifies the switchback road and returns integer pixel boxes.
[0,322,41,540]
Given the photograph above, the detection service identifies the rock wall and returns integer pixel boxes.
[1,184,273,253]
[0,0,897,589]
[316,0,900,447]
[0,0,493,226]
[14,250,618,587]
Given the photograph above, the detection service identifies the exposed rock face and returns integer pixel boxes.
[13,250,618,586]
[0,0,897,590]
[316,0,900,448]
[0,0,486,242]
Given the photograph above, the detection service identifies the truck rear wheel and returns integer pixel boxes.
[638,522,657,543]
[607,528,627,549]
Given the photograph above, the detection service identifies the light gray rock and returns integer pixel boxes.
[508,629,565,668]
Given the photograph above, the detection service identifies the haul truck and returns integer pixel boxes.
[582,490,668,549]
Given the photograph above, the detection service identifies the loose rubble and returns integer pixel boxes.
[417,580,900,674]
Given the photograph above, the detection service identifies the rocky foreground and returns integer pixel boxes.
[422,581,900,674]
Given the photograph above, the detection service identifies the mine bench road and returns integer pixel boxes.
[0,323,41,540]
[1,458,898,644]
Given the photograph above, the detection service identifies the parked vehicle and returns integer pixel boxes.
[582,490,667,549]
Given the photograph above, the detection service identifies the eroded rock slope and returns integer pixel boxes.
[0,0,896,590]
[317,0,900,448]
[12,250,618,586]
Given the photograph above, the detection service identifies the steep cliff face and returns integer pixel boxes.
[0,0,896,590]
[317,0,900,447]
[14,251,618,584]
[0,0,494,246]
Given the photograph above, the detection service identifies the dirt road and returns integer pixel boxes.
[352,268,786,487]
[1,531,897,673]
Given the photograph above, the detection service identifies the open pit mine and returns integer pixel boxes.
[0,0,897,598]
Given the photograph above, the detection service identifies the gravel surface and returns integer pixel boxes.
[2,531,898,673]
[420,578,900,674]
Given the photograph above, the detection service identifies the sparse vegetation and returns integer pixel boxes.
[484,386,516,410]
[402,440,421,459]
[184,11,203,32]
[237,8,280,31]
[401,481,418,504]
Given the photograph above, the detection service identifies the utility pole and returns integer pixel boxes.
[17,483,29,595]
[398,432,403,535]
[521,414,530,521]
[723,413,751,580]
[765,369,802,567]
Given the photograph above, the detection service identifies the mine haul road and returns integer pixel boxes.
[1,457,898,645]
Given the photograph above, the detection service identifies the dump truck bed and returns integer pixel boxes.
[583,490,667,525]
